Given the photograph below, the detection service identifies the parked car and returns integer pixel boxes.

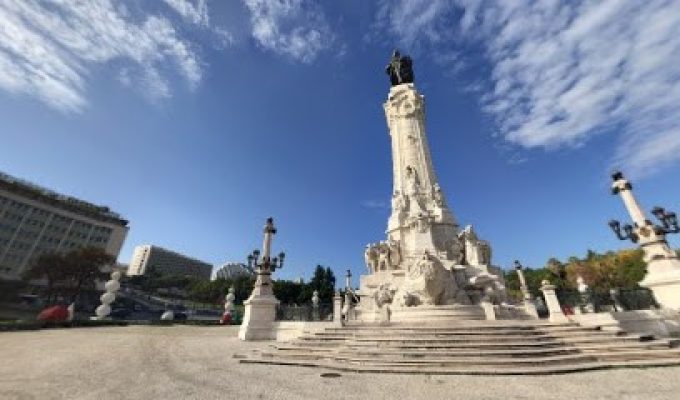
[110,308,132,319]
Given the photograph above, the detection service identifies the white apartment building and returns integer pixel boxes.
[0,172,129,280]
[127,245,212,281]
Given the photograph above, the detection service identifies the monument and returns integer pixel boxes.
[354,51,509,322]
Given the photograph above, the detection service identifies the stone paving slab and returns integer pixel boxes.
[2,325,680,400]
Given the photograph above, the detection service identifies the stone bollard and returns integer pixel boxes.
[333,291,343,327]
[523,298,539,319]
[540,280,569,323]
[610,288,625,312]
[480,287,496,320]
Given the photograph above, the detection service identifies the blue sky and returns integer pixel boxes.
[1,0,679,282]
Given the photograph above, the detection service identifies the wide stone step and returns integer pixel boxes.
[305,331,626,341]
[324,335,643,345]
[326,325,612,335]
[311,327,618,335]
[593,348,680,361]
[335,322,580,331]
[275,339,672,359]
[333,348,680,366]
[240,356,680,375]
[339,342,673,357]
[337,353,599,367]
[259,351,598,366]
[334,347,580,358]
[286,338,654,353]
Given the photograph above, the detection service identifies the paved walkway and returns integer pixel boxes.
[1,325,680,400]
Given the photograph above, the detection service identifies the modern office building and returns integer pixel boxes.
[213,262,253,280]
[0,171,129,281]
[127,245,212,281]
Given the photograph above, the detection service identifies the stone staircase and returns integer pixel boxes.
[240,320,680,375]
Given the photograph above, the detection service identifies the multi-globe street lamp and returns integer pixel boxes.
[245,217,285,277]
[608,171,679,244]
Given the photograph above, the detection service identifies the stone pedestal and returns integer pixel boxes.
[480,298,496,320]
[523,298,539,319]
[640,259,680,311]
[238,295,279,340]
[540,280,568,323]
[333,292,343,327]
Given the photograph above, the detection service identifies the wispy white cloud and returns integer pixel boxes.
[374,0,680,178]
[372,0,454,50]
[163,0,209,26]
[242,0,335,63]
[0,0,216,112]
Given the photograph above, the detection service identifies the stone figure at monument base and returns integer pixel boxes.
[352,51,512,323]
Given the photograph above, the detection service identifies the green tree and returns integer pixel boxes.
[564,249,645,292]
[273,280,305,305]
[304,265,336,304]
[23,246,113,305]
[187,274,255,305]
[22,253,68,303]
[62,247,113,303]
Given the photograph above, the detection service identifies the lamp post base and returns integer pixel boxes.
[238,295,279,341]
[641,258,680,311]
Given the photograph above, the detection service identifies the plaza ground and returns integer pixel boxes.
[1,325,680,400]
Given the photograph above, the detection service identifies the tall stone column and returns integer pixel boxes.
[611,172,680,310]
[383,82,458,258]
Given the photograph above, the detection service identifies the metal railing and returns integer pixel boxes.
[556,287,658,312]
[276,303,333,321]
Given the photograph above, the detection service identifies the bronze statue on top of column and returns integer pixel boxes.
[386,50,414,86]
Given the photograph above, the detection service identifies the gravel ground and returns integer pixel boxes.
[1,325,680,400]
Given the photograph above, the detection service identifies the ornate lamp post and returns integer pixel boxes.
[608,171,680,310]
[342,269,354,322]
[244,219,285,297]
[238,218,286,340]
[513,260,531,300]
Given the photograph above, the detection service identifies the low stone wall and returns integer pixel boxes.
[569,310,680,337]
[273,321,335,342]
